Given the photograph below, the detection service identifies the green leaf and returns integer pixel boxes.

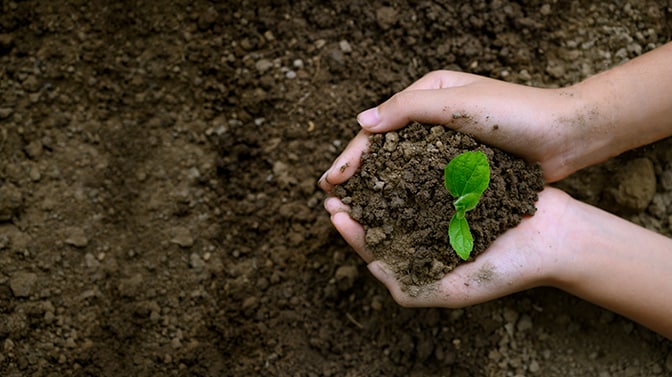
[449,214,473,260]
[453,192,482,213]
[444,151,490,261]
[444,151,491,198]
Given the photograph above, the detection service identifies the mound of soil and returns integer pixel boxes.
[334,123,544,286]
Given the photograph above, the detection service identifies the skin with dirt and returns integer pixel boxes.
[333,122,544,288]
[0,1,670,376]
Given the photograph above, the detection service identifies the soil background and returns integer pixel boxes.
[1,1,672,376]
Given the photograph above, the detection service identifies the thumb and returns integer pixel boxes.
[357,88,477,133]
[356,70,493,133]
[356,80,556,175]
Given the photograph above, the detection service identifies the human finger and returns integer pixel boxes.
[325,197,373,263]
[356,85,485,134]
[324,196,350,214]
[355,82,555,170]
[318,130,370,192]
[356,71,495,133]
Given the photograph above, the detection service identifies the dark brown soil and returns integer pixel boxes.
[334,122,543,287]
[1,1,671,376]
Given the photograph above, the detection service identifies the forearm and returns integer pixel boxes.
[564,42,672,173]
[552,199,672,339]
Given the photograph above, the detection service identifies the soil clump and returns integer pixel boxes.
[334,122,544,286]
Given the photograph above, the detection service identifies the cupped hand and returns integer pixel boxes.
[323,70,589,185]
[317,70,587,307]
[323,188,574,307]
[318,46,672,336]
[319,70,585,192]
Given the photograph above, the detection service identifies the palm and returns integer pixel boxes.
[326,188,573,307]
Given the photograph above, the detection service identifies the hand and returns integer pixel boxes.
[320,49,672,336]
[318,70,584,307]
[319,70,586,185]
[323,188,574,307]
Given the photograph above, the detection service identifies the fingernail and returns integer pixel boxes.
[318,170,331,185]
[357,107,380,128]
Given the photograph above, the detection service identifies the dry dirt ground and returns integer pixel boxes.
[1,1,672,376]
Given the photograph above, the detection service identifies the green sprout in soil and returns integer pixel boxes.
[444,151,491,260]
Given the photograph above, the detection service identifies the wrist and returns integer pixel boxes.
[544,194,672,338]
[543,191,664,291]
[502,188,585,289]
[539,192,595,290]
[533,84,614,182]
[555,43,672,177]
[524,189,579,288]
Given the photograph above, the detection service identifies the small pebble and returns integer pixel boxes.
[255,59,273,73]
[339,40,352,53]
[242,296,259,311]
[371,296,384,311]
[189,252,205,270]
[606,157,656,212]
[0,107,13,119]
[545,59,565,79]
[334,265,359,291]
[0,234,8,250]
[85,253,100,269]
[22,75,40,92]
[529,360,540,373]
[4,338,15,352]
[118,274,143,298]
[376,6,398,30]
[0,184,22,221]
[10,272,38,298]
[660,169,672,191]
[0,33,14,51]
[503,307,519,324]
[517,315,533,332]
[171,227,193,248]
[65,338,76,348]
[64,227,89,248]
[383,132,399,152]
[29,165,41,182]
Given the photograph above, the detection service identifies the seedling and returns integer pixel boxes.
[444,151,491,260]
